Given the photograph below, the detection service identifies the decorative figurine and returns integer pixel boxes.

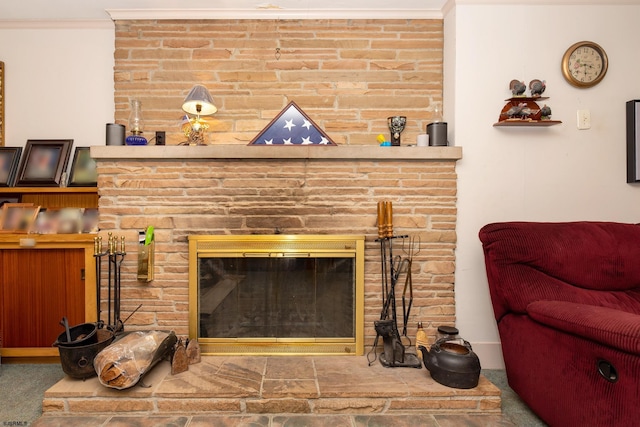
[510,80,526,97]
[540,104,552,120]
[376,134,391,146]
[387,116,406,146]
[503,102,538,120]
[529,79,546,97]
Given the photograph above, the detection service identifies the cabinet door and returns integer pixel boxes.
[0,248,85,348]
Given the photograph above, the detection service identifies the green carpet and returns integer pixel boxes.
[0,364,64,426]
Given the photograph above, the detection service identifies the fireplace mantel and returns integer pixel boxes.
[91,144,462,161]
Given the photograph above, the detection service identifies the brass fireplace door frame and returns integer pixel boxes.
[188,234,365,356]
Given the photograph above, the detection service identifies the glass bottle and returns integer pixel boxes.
[437,325,459,341]
[416,322,429,359]
[129,99,144,135]
[126,99,148,145]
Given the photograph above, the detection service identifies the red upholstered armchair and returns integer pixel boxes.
[479,222,640,427]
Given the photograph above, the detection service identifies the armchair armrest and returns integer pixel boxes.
[527,300,640,355]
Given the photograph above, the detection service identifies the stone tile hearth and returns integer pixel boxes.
[42,355,500,417]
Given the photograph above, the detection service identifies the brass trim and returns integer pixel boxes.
[189,234,365,356]
[0,61,3,147]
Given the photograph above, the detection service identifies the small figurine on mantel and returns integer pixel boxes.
[529,79,546,97]
[510,79,527,97]
[540,104,552,120]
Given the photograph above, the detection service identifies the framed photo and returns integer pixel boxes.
[68,147,97,187]
[0,203,40,233]
[0,61,4,147]
[15,139,72,187]
[626,100,640,183]
[0,147,22,187]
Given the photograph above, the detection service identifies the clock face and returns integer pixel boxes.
[562,41,608,88]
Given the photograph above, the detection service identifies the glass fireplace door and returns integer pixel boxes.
[189,235,364,355]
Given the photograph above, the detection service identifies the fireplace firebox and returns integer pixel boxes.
[188,235,365,355]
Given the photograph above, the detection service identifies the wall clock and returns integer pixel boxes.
[561,41,608,88]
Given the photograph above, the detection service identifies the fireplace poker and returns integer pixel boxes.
[94,236,106,325]
[401,236,420,337]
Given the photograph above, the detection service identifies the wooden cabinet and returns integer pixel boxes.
[0,187,98,359]
[0,234,97,357]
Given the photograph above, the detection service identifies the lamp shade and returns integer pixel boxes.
[182,85,217,116]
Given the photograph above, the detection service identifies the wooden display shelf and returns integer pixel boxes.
[495,96,561,127]
[494,120,563,127]
[0,186,98,209]
[0,187,96,194]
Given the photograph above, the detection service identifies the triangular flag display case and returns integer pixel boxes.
[249,101,337,146]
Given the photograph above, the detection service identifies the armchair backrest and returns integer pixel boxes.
[479,221,640,320]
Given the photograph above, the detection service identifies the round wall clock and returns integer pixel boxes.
[561,41,608,88]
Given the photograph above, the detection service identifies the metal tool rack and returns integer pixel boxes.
[94,232,127,333]
[368,201,421,368]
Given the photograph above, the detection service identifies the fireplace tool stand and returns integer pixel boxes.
[368,201,421,368]
[95,233,137,334]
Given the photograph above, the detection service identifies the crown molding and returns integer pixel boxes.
[450,0,640,4]
[0,20,114,29]
[106,8,444,21]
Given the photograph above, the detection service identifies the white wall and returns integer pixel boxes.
[0,23,115,150]
[448,3,640,368]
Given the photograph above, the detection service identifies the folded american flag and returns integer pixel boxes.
[249,101,336,145]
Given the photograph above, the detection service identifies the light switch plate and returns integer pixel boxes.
[577,110,591,130]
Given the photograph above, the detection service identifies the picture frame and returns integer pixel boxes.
[15,139,72,187]
[626,100,640,183]
[0,61,4,147]
[68,147,97,187]
[0,147,22,187]
[0,202,40,233]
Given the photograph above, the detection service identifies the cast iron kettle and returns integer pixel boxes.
[419,337,481,389]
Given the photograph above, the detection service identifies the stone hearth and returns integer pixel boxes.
[44,145,502,421]
[43,356,500,417]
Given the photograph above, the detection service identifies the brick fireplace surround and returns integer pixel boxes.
[91,144,461,347]
[40,144,504,418]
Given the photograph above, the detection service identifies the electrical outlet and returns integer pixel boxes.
[155,131,166,145]
[577,110,591,130]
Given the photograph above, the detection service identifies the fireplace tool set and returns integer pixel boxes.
[55,232,197,384]
[94,232,141,333]
[53,233,134,380]
[368,200,422,368]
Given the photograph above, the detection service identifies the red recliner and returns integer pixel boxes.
[479,221,640,427]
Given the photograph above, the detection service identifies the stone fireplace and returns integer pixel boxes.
[91,144,461,350]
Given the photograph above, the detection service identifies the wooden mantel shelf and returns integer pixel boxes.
[91,144,462,161]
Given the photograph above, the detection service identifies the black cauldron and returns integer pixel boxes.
[56,328,115,379]
[53,322,98,347]
[418,337,481,389]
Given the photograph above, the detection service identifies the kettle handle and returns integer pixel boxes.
[432,336,473,351]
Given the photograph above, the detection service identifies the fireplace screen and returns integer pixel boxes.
[189,235,364,355]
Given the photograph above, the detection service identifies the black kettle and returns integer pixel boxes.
[418,337,481,389]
